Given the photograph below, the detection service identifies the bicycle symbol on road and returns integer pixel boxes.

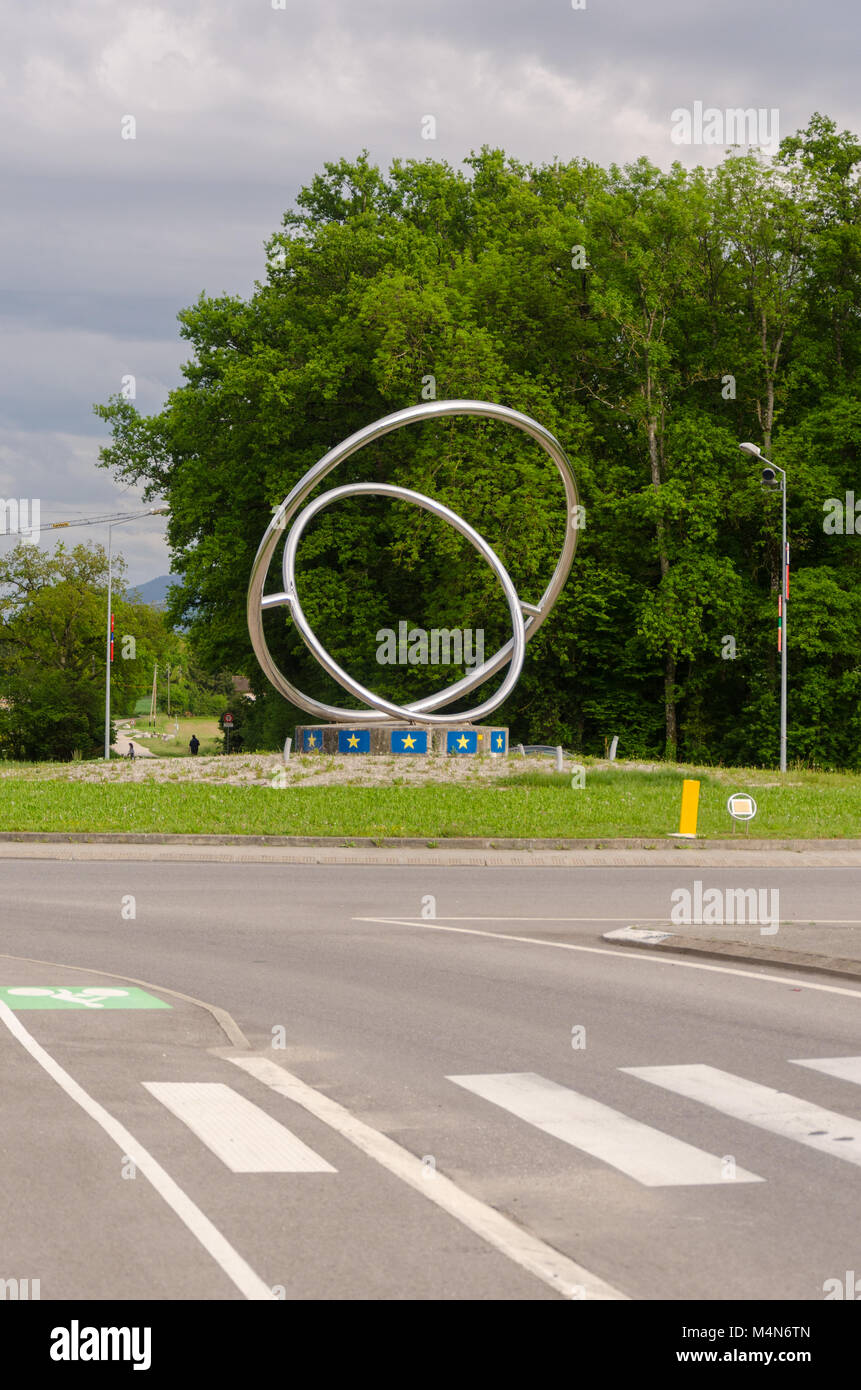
[5,987,131,1009]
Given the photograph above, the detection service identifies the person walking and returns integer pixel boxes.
[127,741,135,760]
[189,734,200,755]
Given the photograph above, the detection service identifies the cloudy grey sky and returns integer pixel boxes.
[1,0,858,582]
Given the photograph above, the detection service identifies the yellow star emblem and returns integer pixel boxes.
[401,734,416,749]
[307,734,316,747]
[347,734,360,747]
[496,735,504,748]
[457,734,469,749]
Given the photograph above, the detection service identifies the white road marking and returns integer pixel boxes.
[603,927,673,944]
[374,915,861,925]
[0,1001,275,1300]
[230,1053,627,1301]
[791,1057,861,1085]
[142,1082,336,1173]
[0,950,247,1048]
[354,918,861,1001]
[447,1072,762,1187]
[624,1064,861,1167]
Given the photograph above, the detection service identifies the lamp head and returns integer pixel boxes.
[739,442,761,459]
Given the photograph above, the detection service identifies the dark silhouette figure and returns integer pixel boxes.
[127,742,135,760]
[189,735,200,755]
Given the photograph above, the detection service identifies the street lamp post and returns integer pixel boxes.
[104,522,115,761]
[103,508,168,761]
[740,443,788,774]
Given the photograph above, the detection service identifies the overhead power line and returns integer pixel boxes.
[39,507,169,531]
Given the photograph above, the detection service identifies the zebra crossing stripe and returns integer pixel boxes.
[143,1082,336,1173]
[790,1056,861,1085]
[232,1054,627,1299]
[447,1073,762,1186]
[0,1002,274,1300]
[623,1064,861,1167]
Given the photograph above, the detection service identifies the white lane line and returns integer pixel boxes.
[0,1001,275,1300]
[447,1072,762,1187]
[354,918,861,1001]
[791,1057,861,1085]
[623,1064,861,1168]
[229,1053,627,1301]
[143,1082,336,1173]
[373,916,861,925]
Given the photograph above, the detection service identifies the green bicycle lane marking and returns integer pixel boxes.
[0,986,170,1010]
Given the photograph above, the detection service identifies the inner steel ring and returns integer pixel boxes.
[283,482,526,726]
[247,400,579,723]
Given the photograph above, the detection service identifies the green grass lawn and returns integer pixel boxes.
[1,767,859,838]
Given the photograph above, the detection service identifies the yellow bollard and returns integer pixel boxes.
[676,779,700,837]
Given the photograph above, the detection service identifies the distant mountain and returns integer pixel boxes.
[128,574,175,608]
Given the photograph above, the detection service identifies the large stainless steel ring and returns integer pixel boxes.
[247,400,579,723]
[282,482,526,725]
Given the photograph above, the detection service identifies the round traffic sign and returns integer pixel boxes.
[222,712,234,726]
[727,792,757,821]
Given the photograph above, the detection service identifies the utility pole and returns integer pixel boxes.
[49,506,170,762]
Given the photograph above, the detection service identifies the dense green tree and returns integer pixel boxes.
[94,118,861,768]
[0,542,179,760]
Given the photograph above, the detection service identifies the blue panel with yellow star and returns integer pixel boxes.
[491,731,507,752]
[303,730,321,751]
[391,730,428,754]
[447,730,477,754]
[338,729,371,753]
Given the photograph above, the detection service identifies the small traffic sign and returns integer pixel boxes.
[222,712,234,726]
[727,792,757,822]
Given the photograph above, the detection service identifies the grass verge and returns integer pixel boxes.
[1,767,860,838]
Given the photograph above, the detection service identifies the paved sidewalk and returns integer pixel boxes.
[111,738,159,759]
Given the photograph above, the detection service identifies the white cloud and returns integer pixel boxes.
[0,426,170,584]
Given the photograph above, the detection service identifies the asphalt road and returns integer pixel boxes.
[2,859,861,1301]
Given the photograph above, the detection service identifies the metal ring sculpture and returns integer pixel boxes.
[247,400,579,725]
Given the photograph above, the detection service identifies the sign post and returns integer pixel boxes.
[222,710,234,754]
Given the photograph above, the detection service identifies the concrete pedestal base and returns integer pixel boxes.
[295,723,508,756]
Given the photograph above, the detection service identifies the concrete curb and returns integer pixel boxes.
[1,831,861,852]
[602,927,861,982]
[1,834,861,869]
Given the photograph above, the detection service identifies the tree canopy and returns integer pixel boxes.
[0,542,183,760]
[95,115,861,767]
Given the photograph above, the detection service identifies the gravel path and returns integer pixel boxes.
[0,750,558,787]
